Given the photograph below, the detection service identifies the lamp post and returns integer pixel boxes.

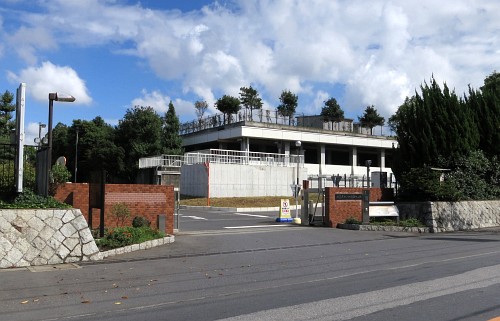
[294,140,302,224]
[34,123,46,146]
[45,93,75,196]
[74,128,79,183]
[365,159,372,188]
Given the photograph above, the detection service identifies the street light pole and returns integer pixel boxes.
[294,140,302,224]
[74,128,79,183]
[45,92,75,196]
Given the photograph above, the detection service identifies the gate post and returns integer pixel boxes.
[362,189,370,224]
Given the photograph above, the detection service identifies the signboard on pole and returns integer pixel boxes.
[276,199,292,222]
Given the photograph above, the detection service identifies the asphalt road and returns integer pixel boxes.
[2,207,500,321]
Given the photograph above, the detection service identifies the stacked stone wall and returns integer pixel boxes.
[0,209,101,269]
[396,200,500,232]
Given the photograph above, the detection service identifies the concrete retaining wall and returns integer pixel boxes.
[0,209,102,269]
[396,200,500,232]
[181,163,307,197]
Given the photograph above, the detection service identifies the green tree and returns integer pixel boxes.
[390,78,479,172]
[194,100,208,123]
[51,123,70,165]
[162,101,183,155]
[51,118,125,183]
[467,71,500,156]
[320,98,344,128]
[115,106,163,182]
[76,118,124,182]
[277,90,298,125]
[0,90,15,140]
[358,105,385,135]
[215,95,240,124]
[239,86,263,120]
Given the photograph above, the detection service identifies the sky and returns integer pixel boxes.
[0,0,499,145]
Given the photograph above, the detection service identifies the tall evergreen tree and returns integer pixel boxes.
[163,101,183,155]
[389,77,480,172]
[468,71,500,156]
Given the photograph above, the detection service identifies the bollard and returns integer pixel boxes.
[157,214,166,233]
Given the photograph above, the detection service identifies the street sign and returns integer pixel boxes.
[276,199,292,222]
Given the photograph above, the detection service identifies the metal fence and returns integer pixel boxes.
[0,143,38,195]
[180,107,393,137]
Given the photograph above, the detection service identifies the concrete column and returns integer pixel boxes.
[240,137,250,152]
[351,146,357,174]
[319,144,326,175]
[380,148,386,170]
[284,141,291,156]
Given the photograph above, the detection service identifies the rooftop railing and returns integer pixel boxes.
[180,108,393,137]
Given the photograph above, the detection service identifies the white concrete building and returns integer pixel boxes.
[140,111,397,197]
[174,110,397,197]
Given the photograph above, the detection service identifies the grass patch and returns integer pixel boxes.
[181,196,294,208]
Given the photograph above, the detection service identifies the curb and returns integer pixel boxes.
[337,223,430,233]
[100,235,175,259]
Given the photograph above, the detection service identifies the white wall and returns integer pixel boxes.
[180,163,307,197]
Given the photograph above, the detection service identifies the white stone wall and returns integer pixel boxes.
[180,163,307,197]
[396,200,500,232]
[0,209,102,269]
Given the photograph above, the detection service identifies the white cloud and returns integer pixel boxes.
[131,90,196,119]
[6,26,57,64]
[6,0,500,120]
[7,61,92,104]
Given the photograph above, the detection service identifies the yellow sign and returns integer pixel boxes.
[276,199,292,222]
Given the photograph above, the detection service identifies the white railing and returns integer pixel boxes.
[138,155,185,169]
[139,149,303,169]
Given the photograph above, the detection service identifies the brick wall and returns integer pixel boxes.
[325,187,394,227]
[55,183,174,234]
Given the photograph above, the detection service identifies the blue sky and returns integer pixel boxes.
[1,0,499,145]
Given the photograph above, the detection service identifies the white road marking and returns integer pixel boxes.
[230,213,271,218]
[182,215,208,220]
[219,262,500,321]
[224,225,292,229]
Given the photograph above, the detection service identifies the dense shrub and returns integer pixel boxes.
[344,217,362,225]
[0,190,71,209]
[132,216,151,228]
[96,226,164,250]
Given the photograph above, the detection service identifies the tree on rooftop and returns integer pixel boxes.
[194,100,208,123]
[358,105,385,135]
[239,86,263,120]
[215,95,240,124]
[277,90,298,125]
[320,98,344,129]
